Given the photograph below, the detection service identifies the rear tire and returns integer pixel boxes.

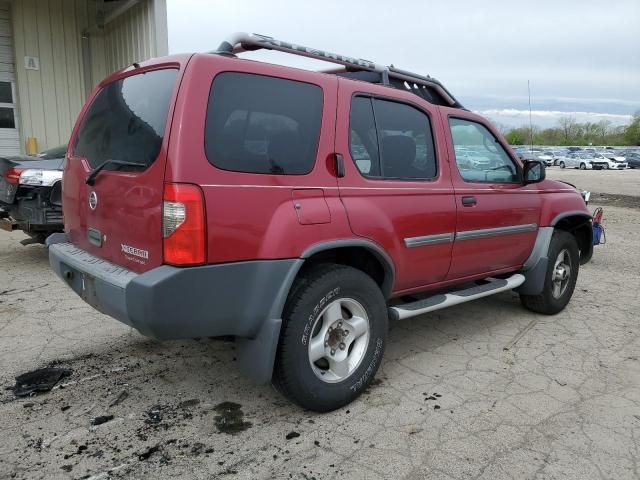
[579,163,586,170]
[559,161,565,168]
[273,264,388,412]
[520,230,579,315]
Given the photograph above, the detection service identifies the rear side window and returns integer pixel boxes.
[205,72,323,175]
[74,69,178,169]
[349,96,437,180]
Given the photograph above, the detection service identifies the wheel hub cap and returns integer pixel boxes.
[308,298,370,383]
[551,249,572,299]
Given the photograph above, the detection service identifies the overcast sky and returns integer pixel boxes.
[167,0,640,128]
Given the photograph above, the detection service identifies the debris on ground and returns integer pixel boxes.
[12,368,73,397]
[91,415,114,426]
[213,401,252,434]
[109,390,128,408]
[286,431,300,440]
[138,443,161,461]
[178,398,200,409]
[145,405,167,425]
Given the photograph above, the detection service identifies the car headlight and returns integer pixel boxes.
[19,169,63,186]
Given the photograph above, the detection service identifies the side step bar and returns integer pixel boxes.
[389,274,525,321]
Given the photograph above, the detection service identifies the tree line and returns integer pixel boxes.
[502,111,640,146]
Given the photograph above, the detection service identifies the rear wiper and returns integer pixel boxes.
[85,159,146,186]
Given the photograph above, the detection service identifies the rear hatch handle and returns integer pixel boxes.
[85,159,147,186]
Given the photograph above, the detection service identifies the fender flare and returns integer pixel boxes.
[301,239,396,298]
[518,212,593,295]
[237,239,396,385]
[550,211,592,226]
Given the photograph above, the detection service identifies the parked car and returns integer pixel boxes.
[537,151,556,166]
[0,144,66,244]
[595,150,626,162]
[590,152,628,170]
[47,33,593,412]
[519,149,553,166]
[557,153,594,170]
[621,151,640,169]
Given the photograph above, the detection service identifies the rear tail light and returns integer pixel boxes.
[162,183,206,266]
[4,167,24,184]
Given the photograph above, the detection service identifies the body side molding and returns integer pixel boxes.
[455,223,538,241]
[404,233,454,248]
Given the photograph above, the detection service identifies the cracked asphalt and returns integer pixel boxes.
[1,183,639,479]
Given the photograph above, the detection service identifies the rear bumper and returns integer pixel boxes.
[47,234,302,340]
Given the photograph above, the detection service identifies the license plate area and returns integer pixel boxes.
[60,264,100,310]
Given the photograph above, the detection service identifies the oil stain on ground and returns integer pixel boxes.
[213,402,252,435]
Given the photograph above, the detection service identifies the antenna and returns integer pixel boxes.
[527,80,533,151]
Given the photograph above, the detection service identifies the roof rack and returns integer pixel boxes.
[213,33,464,109]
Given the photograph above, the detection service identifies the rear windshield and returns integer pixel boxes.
[205,72,323,175]
[73,68,178,169]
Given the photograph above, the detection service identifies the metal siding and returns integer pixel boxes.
[103,0,162,73]
[0,4,14,78]
[10,0,165,153]
[12,0,85,152]
[0,2,19,154]
[35,0,59,144]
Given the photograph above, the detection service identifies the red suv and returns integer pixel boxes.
[48,33,592,412]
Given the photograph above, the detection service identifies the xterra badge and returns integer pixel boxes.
[121,244,149,260]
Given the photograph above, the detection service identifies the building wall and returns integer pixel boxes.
[9,0,168,153]
[102,0,167,75]
[0,1,21,154]
[11,0,95,152]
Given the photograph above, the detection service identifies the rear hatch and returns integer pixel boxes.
[64,65,182,273]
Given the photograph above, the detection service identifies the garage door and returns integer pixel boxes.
[0,2,20,156]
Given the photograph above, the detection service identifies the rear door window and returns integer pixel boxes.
[205,72,323,175]
[73,68,178,170]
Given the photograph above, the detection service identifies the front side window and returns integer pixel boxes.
[205,72,323,175]
[449,118,519,183]
[74,69,178,169]
[349,96,437,180]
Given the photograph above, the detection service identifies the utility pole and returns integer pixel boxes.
[528,80,533,151]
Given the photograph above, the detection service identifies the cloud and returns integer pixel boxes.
[478,109,632,128]
[166,0,640,126]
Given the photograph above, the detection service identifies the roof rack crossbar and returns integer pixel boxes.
[214,32,462,108]
[214,33,389,79]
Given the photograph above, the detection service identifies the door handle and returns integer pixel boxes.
[462,196,476,206]
[334,153,345,178]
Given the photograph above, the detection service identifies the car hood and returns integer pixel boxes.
[0,155,64,175]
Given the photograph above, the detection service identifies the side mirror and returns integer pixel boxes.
[523,160,546,185]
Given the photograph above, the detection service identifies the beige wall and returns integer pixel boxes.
[102,0,167,75]
[10,0,168,153]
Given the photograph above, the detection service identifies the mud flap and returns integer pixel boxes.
[516,257,548,295]
[236,318,282,384]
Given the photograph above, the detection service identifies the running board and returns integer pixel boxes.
[388,274,525,321]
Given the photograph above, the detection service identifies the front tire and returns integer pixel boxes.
[579,163,586,170]
[520,230,579,315]
[559,161,566,169]
[273,264,388,412]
